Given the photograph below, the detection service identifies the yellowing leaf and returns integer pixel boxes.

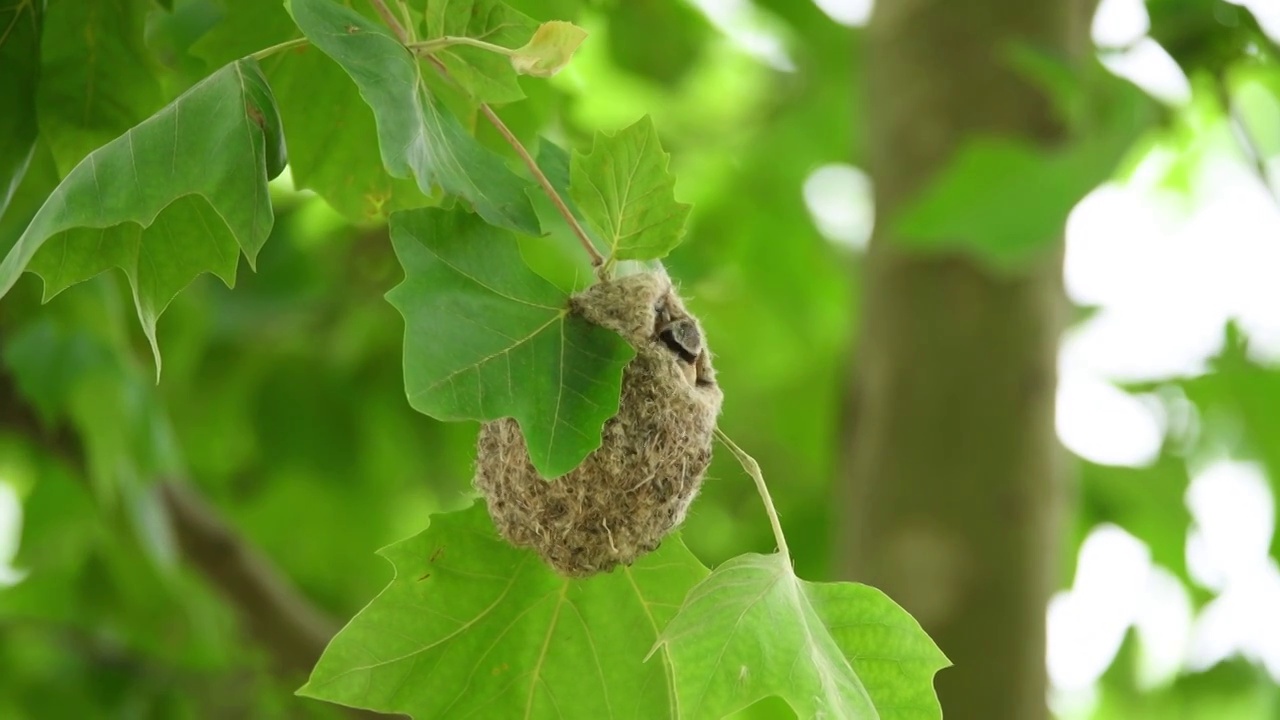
[511,20,588,78]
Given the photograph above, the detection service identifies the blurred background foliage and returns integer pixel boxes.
[2,0,1280,717]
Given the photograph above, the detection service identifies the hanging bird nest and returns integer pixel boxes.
[475,269,723,576]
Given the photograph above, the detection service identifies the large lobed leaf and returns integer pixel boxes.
[423,0,537,104]
[0,59,285,372]
[571,115,691,263]
[299,502,708,719]
[192,0,432,223]
[657,553,949,720]
[386,207,633,478]
[289,0,540,235]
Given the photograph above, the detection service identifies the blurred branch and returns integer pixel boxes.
[0,366,390,718]
[158,481,337,676]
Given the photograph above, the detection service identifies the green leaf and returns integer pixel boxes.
[895,56,1157,272]
[423,0,537,104]
[143,0,225,91]
[37,0,164,174]
[518,140,596,293]
[190,0,432,223]
[570,115,691,262]
[386,207,633,478]
[511,20,588,78]
[299,501,708,718]
[892,135,1125,271]
[0,60,284,373]
[0,0,41,219]
[289,0,540,235]
[1076,457,1192,584]
[657,553,948,720]
[0,141,58,258]
[1178,329,1280,562]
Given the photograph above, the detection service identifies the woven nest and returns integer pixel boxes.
[474,270,723,577]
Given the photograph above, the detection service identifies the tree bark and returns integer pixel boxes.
[840,2,1095,718]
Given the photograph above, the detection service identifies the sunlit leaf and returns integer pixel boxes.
[386,207,633,478]
[299,501,708,718]
[657,552,948,720]
[511,20,588,78]
[289,0,540,234]
[424,0,537,104]
[570,115,691,262]
[1076,457,1193,584]
[1179,327,1280,562]
[0,60,284,373]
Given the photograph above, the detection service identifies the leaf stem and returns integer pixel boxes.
[382,7,605,272]
[395,0,416,42]
[250,37,309,61]
[408,36,516,57]
[714,427,791,559]
[478,104,606,270]
[367,0,408,42]
[419,54,606,270]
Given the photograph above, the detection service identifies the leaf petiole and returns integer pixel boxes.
[367,0,408,42]
[407,36,516,57]
[250,37,309,61]
[395,0,416,42]
[714,428,791,559]
[418,53,607,271]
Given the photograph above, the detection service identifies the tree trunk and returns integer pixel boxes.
[840,2,1094,718]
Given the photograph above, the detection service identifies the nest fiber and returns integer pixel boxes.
[475,270,723,576]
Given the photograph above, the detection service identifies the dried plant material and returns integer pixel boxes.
[475,269,722,576]
[510,21,588,78]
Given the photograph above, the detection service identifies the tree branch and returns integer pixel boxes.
[158,481,337,676]
[0,367,389,717]
[478,103,606,269]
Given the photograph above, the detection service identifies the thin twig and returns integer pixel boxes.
[419,54,606,269]
[714,428,791,559]
[374,6,605,270]
[395,0,415,41]
[479,104,606,269]
[367,0,408,42]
